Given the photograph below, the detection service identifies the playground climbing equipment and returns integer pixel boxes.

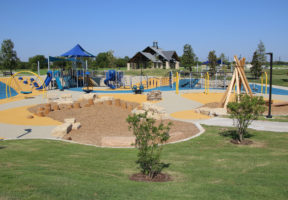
[220,56,253,108]
[6,71,47,98]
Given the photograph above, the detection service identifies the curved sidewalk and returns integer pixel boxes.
[196,117,288,132]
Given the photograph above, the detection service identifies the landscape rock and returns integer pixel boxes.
[72,122,81,130]
[51,123,72,138]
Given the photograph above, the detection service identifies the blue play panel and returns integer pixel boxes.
[0,81,18,99]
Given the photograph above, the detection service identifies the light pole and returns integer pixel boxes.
[266,52,273,118]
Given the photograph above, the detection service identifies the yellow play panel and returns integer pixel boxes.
[0,105,61,126]
[170,110,210,120]
[99,94,160,104]
[181,93,236,104]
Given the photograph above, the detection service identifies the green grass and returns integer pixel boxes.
[247,68,288,87]
[0,126,287,200]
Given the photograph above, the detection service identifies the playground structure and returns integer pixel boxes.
[220,56,253,108]
[104,70,124,89]
[5,71,47,98]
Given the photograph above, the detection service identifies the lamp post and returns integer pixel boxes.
[266,52,273,118]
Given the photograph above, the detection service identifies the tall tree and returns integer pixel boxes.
[250,51,262,78]
[219,53,228,64]
[28,55,47,71]
[257,40,266,65]
[181,44,196,71]
[0,39,19,73]
[208,50,217,75]
[95,51,115,68]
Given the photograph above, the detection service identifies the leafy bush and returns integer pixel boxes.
[227,95,266,142]
[127,112,172,178]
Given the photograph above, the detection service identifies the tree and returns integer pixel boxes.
[0,39,19,73]
[227,95,266,143]
[208,50,217,75]
[28,55,47,71]
[250,51,262,78]
[219,53,228,64]
[257,40,266,65]
[126,112,172,179]
[95,51,115,68]
[181,44,196,71]
[115,56,129,69]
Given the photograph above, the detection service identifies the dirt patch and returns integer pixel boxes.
[266,105,288,115]
[29,102,200,147]
[130,173,172,182]
[230,139,253,145]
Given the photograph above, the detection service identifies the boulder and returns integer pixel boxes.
[78,93,98,101]
[51,123,72,138]
[72,122,81,130]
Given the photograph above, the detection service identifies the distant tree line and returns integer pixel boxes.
[0,39,130,72]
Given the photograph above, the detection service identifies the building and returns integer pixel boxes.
[127,42,180,70]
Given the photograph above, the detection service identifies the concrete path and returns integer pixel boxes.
[0,123,56,139]
[155,92,202,114]
[196,117,288,132]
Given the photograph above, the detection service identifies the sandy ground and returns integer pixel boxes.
[29,102,199,146]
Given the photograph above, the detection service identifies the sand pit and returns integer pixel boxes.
[29,102,200,147]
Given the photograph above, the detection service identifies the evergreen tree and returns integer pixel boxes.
[250,51,262,78]
[257,40,266,65]
[0,39,19,73]
[208,50,217,75]
[181,44,196,71]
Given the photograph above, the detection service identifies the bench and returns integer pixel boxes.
[2,71,13,76]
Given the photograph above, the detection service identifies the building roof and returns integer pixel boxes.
[129,43,179,63]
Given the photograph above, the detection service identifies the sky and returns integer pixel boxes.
[0,0,287,62]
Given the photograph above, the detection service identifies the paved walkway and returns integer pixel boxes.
[155,92,202,114]
[190,117,288,132]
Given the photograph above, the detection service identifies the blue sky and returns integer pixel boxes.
[0,0,287,61]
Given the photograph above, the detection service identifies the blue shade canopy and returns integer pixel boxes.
[61,44,95,57]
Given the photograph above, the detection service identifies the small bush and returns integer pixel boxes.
[127,112,172,179]
[227,95,266,142]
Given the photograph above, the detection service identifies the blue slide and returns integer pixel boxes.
[53,71,63,91]
[104,70,116,89]
[36,71,52,90]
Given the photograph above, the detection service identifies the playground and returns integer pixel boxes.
[0,54,288,199]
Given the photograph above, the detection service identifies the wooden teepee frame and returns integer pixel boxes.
[220,56,253,108]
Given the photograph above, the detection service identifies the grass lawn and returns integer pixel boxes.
[0,126,287,200]
[247,68,288,87]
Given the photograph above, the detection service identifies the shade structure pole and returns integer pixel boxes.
[37,61,40,76]
[48,56,50,71]
[86,60,88,70]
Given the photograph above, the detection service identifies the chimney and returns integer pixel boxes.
[153,41,158,49]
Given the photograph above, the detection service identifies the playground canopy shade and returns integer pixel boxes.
[61,44,95,58]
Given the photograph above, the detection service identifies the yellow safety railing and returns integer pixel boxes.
[261,72,268,94]
[176,72,179,94]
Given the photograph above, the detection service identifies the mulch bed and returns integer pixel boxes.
[28,101,200,147]
[129,173,172,182]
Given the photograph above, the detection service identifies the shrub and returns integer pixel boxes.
[127,112,172,179]
[227,95,266,142]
